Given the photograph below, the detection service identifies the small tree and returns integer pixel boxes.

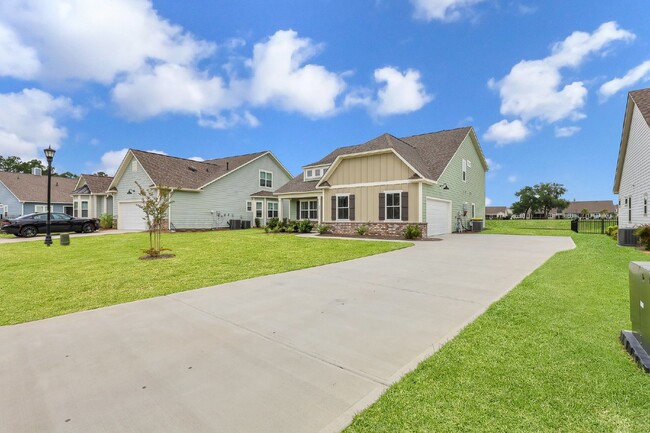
[135,182,172,257]
[581,208,589,218]
[600,208,610,218]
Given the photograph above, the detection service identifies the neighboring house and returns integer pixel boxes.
[275,126,488,237]
[107,149,292,230]
[71,174,115,219]
[614,87,650,229]
[557,200,617,219]
[0,169,77,218]
[485,206,511,219]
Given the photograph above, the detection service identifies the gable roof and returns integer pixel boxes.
[73,174,114,194]
[613,87,650,193]
[0,171,77,203]
[278,127,487,194]
[109,149,289,191]
[486,206,509,214]
[563,200,617,214]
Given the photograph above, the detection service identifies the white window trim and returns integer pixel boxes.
[384,190,402,221]
[300,199,318,220]
[471,203,476,218]
[34,205,54,213]
[255,201,263,218]
[267,201,278,218]
[336,193,350,221]
[462,159,467,183]
[246,200,252,212]
[259,170,273,188]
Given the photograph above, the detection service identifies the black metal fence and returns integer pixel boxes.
[571,218,617,234]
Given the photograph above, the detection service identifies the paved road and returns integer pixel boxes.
[0,234,574,433]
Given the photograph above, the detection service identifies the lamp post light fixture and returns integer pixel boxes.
[43,146,56,247]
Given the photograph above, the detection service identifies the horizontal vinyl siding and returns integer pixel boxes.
[324,183,419,222]
[170,154,291,229]
[619,104,650,228]
[113,154,157,220]
[422,133,486,224]
[23,203,67,214]
[327,152,415,185]
[0,182,22,217]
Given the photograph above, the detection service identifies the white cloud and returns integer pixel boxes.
[507,175,518,183]
[0,0,214,83]
[599,60,650,100]
[486,21,634,143]
[411,0,484,22]
[97,148,167,175]
[483,119,529,145]
[485,158,502,171]
[0,88,78,160]
[197,111,260,129]
[188,156,205,162]
[374,67,432,116]
[485,197,492,206]
[112,64,230,119]
[0,22,40,78]
[555,126,581,137]
[247,30,346,117]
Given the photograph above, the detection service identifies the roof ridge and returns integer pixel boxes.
[399,126,471,140]
[204,150,268,162]
[130,149,217,166]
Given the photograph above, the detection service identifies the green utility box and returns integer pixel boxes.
[60,233,70,246]
[621,262,650,372]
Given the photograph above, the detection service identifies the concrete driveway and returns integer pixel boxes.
[0,234,574,433]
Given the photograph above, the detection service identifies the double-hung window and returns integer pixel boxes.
[260,171,273,188]
[256,202,263,218]
[73,202,79,217]
[246,201,252,212]
[300,200,318,219]
[385,192,401,220]
[267,202,278,218]
[81,201,89,218]
[337,195,349,220]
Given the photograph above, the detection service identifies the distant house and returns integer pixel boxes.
[613,87,650,228]
[71,174,114,219]
[558,200,617,219]
[275,127,488,236]
[107,149,292,230]
[0,169,77,218]
[485,206,511,219]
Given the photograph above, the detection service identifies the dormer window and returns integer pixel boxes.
[304,166,328,180]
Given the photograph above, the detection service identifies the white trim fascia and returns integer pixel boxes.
[323,179,426,189]
[274,191,320,199]
[302,162,331,170]
[199,151,291,190]
[613,95,636,194]
[73,176,85,191]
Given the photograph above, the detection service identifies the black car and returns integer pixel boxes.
[1,213,100,237]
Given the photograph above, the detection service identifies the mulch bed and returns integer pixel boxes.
[139,254,176,260]
[318,233,442,241]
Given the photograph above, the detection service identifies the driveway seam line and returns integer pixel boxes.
[165,294,391,387]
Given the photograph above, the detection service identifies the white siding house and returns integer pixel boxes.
[613,88,650,229]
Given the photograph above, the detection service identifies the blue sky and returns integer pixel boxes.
[1,1,649,206]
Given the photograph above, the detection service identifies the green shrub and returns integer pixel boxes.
[635,225,650,250]
[605,224,617,237]
[254,218,261,228]
[298,219,313,233]
[356,224,369,236]
[317,224,331,235]
[99,213,114,229]
[610,228,618,241]
[267,218,279,230]
[403,224,422,239]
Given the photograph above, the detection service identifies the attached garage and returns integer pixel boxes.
[118,202,146,231]
[426,197,451,236]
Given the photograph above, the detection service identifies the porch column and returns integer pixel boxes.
[278,198,283,220]
[318,195,323,223]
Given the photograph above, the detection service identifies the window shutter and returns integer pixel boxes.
[349,194,356,221]
[379,193,385,221]
[401,191,409,221]
[296,200,300,220]
[331,196,337,221]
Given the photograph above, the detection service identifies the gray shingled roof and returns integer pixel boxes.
[130,150,268,190]
[563,201,617,214]
[0,171,77,203]
[75,174,113,194]
[486,206,509,214]
[250,190,275,197]
[630,88,650,127]
[279,127,477,194]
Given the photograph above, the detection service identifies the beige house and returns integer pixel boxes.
[275,127,488,237]
[485,206,511,219]
[71,174,114,218]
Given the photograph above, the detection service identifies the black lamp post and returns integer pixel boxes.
[43,146,56,247]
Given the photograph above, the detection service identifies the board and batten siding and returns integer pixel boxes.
[170,154,291,229]
[323,183,419,222]
[0,181,23,217]
[618,103,650,229]
[421,133,486,224]
[113,154,156,219]
[326,152,416,185]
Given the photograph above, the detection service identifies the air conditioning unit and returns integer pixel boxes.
[618,228,639,246]
[32,167,42,176]
[621,262,650,372]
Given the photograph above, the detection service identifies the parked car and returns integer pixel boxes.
[1,213,99,237]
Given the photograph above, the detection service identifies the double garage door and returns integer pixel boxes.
[426,198,451,236]
[118,202,147,231]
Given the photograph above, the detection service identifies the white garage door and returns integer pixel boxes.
[118,202,146,231]
[426,198,451,236]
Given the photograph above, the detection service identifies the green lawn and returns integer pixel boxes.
[483,218,573,236]
[0,230,408,325]
[346,225,650,432]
